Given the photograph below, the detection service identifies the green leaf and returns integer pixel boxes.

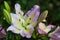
[4,1,10,13]
[3,9,12,24]
[41,35,49,40]
[38,10,48,23]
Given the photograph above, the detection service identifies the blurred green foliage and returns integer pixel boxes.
[0,0,60,40]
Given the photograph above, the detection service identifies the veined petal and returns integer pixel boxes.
[25,32,31,38]
[49,26,60,40]
[7,25,20,34]
[31,5,40,26]
[32,5,40,22]
[38,26,47,34]
[11,13,19,20]
[25,12,35,25]
[38,22,47,34]
[15,3,21,12]
[39,22,46,30]
[25,5,40,17]
[44,25,55,33]
[26,25,34,30]
[15,3,24,22]
[11,13,22,26]
[19,25,34,38]
[11,13,25,27]
[24,5,40,26]
[24,29,32,38]
[15,3,24,15]
[20,29,25,37]
[38,22,55,34]
[12,24,24,30]
[20,29,31,38]
[25,25,34,38]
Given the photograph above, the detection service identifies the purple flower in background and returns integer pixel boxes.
[49,26,60,40]
[0,25,6,38]
[38,22,55,34]
[7,3,40,38]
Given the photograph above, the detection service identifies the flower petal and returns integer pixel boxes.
[38,23,47,34]
[25,5,40,17]
[44,25,55,33]
[49,26,60,40]
[0,32,6,38]
[7,25,20,34]
[11,13,19,20]
[38,26,47,34]
[38,22,55,34]
[39,22,46,30]
[15,3,24,22]
[20,29,31,38]
[0,26,6,38]
[25,33,31,38]
[24,5,40,25]
[11,13,23,26]
[32,5,40,22]
[19,25,34,38]
[0,26,2,30]
[24,29,32,38]
[15,3,24,15]
[1,29,6,35]
[20,29,25,37]
[25,25,34,38]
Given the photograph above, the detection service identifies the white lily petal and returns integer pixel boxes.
[12,24,24,30]
[44,27,51,33]
[26,33,31,38]
[39,22,46,30]
[24,25,34,38]
[15,3,24,15]
[20,29,25,37]
[26,25,34,31]
[44,25,55,33]
[11,13,19,20]
[15,3,21,13]
[11,13,23,26]
[24,29,32,38]
[38,22,55,34]
[7,25,20,34]
[11,13,25,25]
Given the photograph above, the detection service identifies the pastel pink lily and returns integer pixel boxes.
[49,26,60,40]
[38,22,55,34]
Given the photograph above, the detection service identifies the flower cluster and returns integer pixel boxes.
[3,2,60,40]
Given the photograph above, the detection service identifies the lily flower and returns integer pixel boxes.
[38,22,55,34]
[49,26,60,40]
[7,3,40,38]
[0,25,6,38]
